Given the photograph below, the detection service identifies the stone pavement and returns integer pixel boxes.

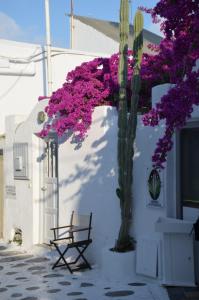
[0,243,169,300]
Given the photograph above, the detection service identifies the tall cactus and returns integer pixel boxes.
[115,4,143,251]
[116,0,129,216]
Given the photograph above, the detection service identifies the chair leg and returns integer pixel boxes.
[51,242,92,273]
[75,245,92,269]
[52,244,73,274]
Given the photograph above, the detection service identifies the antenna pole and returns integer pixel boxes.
[70,0,74,48]
[45,0,53,96]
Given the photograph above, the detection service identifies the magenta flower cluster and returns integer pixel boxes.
[141,0,199,168]
[39,52,136,139]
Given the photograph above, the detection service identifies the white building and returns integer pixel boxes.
[0,38,108,240]
[0,39,109,136]
[71,15,162,54]
[0,23,161,242]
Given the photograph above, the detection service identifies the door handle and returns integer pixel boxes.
[41,186,47,191]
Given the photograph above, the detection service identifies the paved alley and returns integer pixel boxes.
[0,244,169,300]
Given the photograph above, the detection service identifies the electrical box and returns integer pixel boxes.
[13,143,29,179]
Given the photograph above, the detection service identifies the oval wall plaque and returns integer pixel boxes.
[37,111,46,124]
[148,169,161,200]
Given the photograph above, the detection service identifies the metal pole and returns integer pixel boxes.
[45,0,53,96]
[70,0,74,49]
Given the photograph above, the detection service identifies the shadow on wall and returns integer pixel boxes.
[56,107,121,264]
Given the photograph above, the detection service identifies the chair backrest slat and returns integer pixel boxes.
[71,212,92,240]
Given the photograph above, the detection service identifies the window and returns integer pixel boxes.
[180,127,199,207]
[45,138,58,179]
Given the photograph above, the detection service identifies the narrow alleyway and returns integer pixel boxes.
[0,243,169,300]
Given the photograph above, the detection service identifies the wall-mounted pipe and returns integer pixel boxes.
[70,0,74,49]
[0,62,35,76]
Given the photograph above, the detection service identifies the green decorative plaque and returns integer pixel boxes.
[37,111,46,124]
[148,169,161,201]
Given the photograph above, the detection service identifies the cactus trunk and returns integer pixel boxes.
[115,5,143,251]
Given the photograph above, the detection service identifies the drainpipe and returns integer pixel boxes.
[44,0,53,96]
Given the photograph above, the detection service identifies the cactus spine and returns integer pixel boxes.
[116,6,143,251]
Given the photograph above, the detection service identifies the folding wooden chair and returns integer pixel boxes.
[50,211,92,273]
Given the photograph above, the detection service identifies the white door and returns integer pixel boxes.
[43,138,58,243]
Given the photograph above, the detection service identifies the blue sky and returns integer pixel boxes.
[0,0,160,48]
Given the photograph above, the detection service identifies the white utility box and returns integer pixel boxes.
[155,217,195,286]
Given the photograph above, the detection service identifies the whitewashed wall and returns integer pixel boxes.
[4,103,166,261]
[4,115,28,243]
[56,83,171,272]
[58,107,120,264]
[4,100,48,248]
[3,83,170,258]
[1,38,108,247]
[57,105,167,267]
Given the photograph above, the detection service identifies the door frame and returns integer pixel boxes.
[175,119,199,219]
[40,135,59,244]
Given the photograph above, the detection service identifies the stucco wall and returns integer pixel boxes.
[58,105,167,266]
[2,84,171,259]
[3,100,48,248]
[1,38,106,246]
[4,101,167,262]
[58,106,120,264]
[4,115,27,243]
[57,85,172,266]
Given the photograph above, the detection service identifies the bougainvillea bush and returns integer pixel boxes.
[40,0,199,169]
[39,52,140,140]
[141,0,199,168]
[38,50,159,140]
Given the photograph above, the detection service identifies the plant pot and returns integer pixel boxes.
[101,246,137,282]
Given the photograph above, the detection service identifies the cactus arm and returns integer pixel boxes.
[125,10,143,218]
[127,10,143,144]
[117,0,129,201]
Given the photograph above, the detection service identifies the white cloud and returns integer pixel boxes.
[0,12,45,45]
[0,12,25,40]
